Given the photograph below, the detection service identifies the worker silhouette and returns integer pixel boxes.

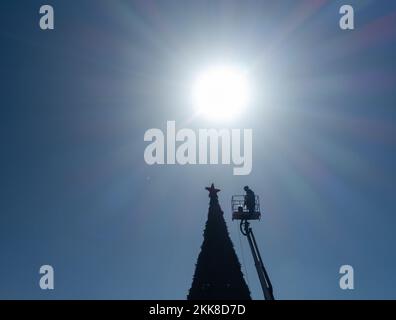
[244,186,255,213]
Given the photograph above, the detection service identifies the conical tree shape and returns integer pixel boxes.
[188,184,251,300]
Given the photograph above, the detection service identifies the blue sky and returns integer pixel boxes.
[0,0,396,299]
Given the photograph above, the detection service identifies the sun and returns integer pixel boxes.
[192,65,251,121]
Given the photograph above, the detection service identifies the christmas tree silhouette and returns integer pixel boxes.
[188,184,251,300]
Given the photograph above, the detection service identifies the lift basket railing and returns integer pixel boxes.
[231,195,261,220]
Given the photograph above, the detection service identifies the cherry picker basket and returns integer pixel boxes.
[231,195,261,220]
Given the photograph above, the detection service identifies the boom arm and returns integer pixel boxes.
[240,220,274,300]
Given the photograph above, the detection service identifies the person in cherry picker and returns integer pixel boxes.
[243,186,256,213]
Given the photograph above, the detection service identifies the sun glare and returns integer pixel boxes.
[192,66,251,121]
